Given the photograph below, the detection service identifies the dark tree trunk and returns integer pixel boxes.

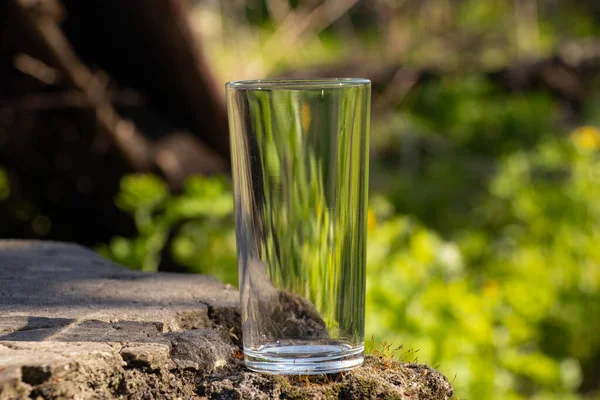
[0,0,229,246]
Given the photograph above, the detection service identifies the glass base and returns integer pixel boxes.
[244,341,364,375]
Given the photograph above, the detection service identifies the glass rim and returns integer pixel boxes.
[225,78,370,90]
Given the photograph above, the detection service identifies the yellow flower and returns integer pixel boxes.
[483,279,499,298]
[368,209,377,232]
[571,126,600,151]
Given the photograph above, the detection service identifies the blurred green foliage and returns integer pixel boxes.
[363,74,600,398]
[367,140,600,399]
[194,0,600,83]
[373,76,560,235]
[98,175,236,284]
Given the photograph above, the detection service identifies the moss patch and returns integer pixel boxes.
[197,355,453,399]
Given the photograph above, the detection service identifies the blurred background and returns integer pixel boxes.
[1,0,600,398]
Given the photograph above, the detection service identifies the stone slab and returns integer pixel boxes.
[0,241,453,399]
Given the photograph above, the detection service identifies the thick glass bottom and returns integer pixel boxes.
[244,340,364,375]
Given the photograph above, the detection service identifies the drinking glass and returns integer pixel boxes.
[226,78,370,374]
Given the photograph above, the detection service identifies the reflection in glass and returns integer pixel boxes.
[227,79,370,374]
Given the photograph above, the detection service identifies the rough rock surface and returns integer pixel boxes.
[0,241,453,399]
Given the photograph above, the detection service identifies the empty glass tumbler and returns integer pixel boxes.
[226,79,370,374]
